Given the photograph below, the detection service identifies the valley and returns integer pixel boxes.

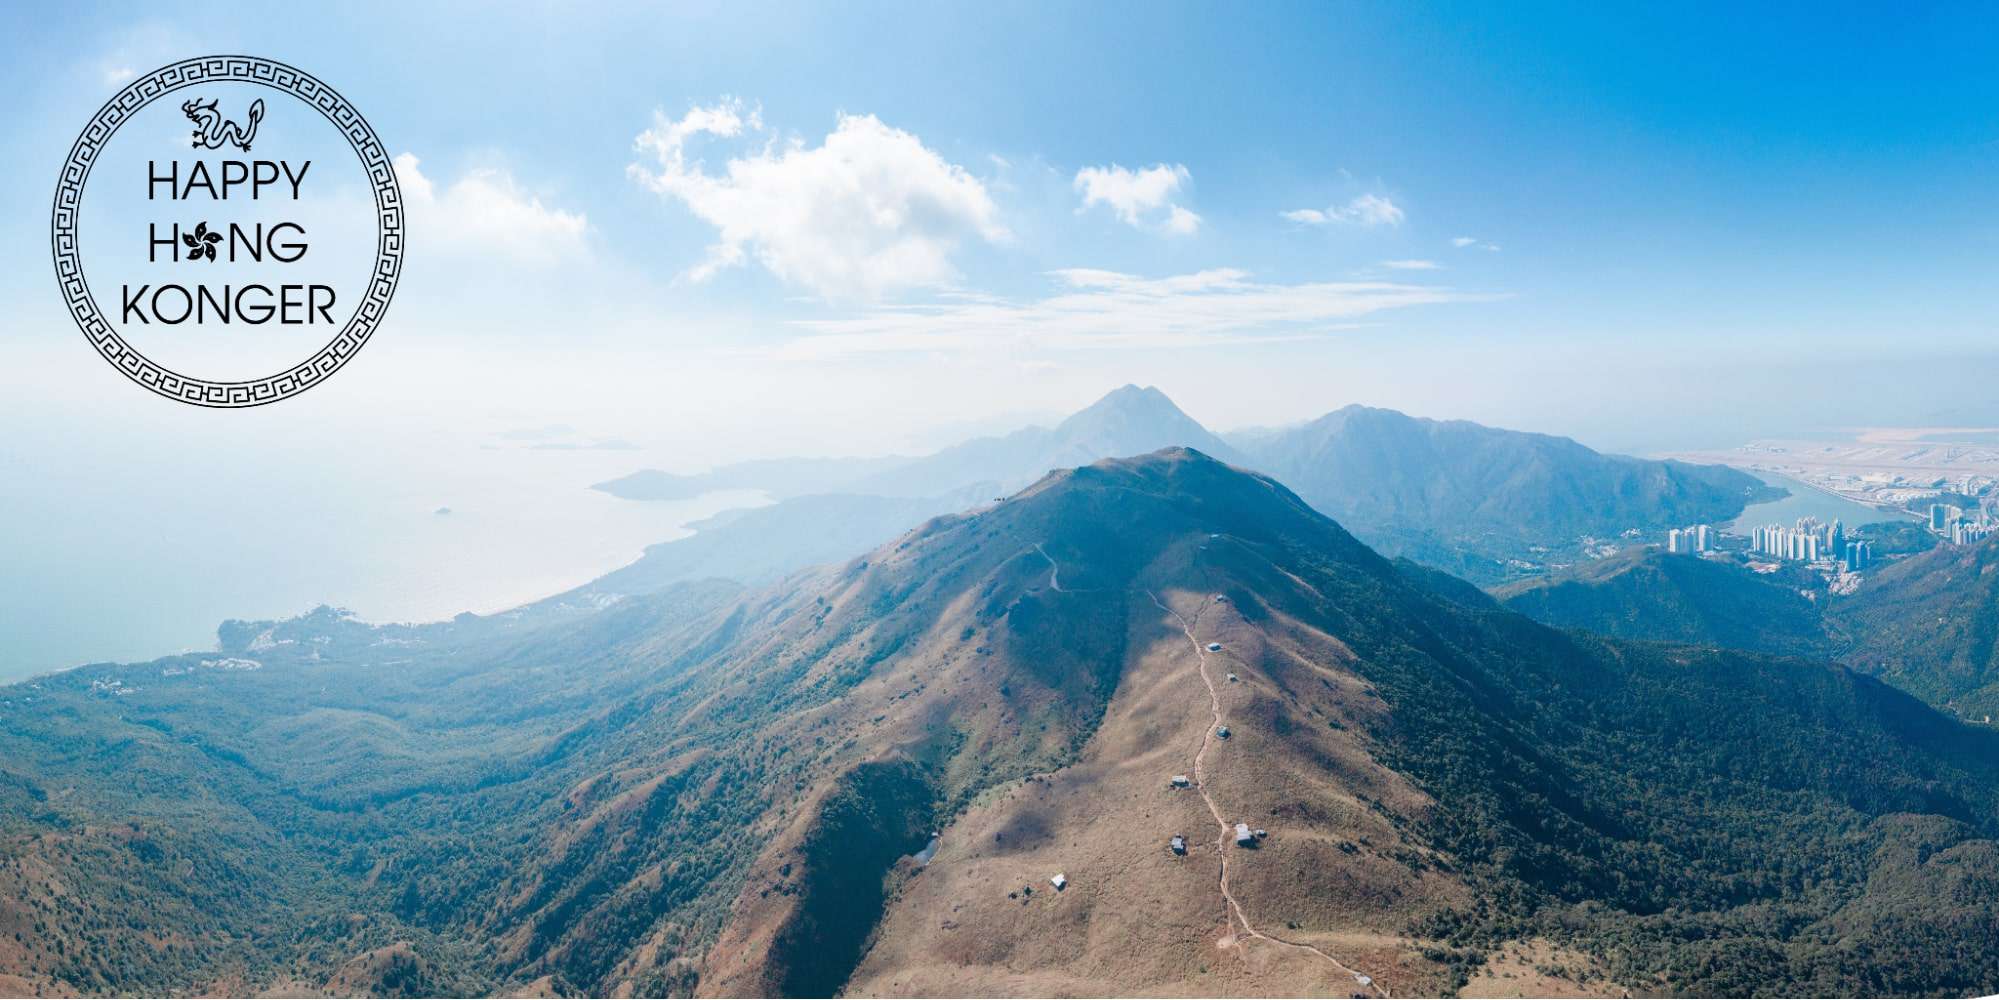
[1490,533,1999,724]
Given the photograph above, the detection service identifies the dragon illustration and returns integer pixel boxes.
[182,97,265,152]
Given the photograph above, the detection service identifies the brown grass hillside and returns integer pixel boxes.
[847,532,1467,996]
[7,449,1999,998]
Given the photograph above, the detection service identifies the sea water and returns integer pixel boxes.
[1722,470,1916,535]
[0,426,764,682]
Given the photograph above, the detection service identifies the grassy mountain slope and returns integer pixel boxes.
[844,452,1999,997]
[5,451,1997,998]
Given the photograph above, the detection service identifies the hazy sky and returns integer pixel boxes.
[4,2,1999,460]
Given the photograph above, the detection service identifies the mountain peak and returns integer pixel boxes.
[1302,402,1406,433]
[1064,383,1182,420]
[1047,386,1245,465]
[1021,444,1235,497]
[998,445,1377,576]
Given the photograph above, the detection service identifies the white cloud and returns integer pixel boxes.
[1073,163,1202,235]
[1452,235,1501,251]
[102,66,135,87]
[629,99,1007,301]
[394,153,588,266]
[1283,193,1404,228]
[766,267,1483,360]
[1379,259,1441,271]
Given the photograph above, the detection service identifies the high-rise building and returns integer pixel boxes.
[1933,503,1961,532]
[1844,540,1872,572]
[1751,522,1831,563]
[1666,523,1713,555]
[1952,520,1993,546]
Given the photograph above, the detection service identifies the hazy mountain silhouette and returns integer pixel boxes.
[595,385,1241,503]
[583,389,1768,598]
[1230,404,1776,581]
[571,386,1242,599]
[592,456,911,502]
[838,384,1247,498]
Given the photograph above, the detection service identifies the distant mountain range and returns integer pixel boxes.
[1229,405,1778,580]
[567,386,1245,600]
[6,449,1998,997]
[594,456,915,501]
[579,487,996,597]
[585,385,1773,593]
[595,385,1243,503]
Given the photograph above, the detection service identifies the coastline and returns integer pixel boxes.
[1723,467,1922,534]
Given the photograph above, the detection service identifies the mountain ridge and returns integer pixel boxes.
[582,388,1771,599]
[592,385,1244,503]
[7,449,1998,997]
[1231,403,1777,581]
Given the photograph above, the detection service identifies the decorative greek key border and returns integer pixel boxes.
[51,56,403,407]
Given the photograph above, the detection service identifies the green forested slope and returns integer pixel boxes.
[4,452,1997,998]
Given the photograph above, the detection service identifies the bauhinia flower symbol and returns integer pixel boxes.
[182,221,222,262]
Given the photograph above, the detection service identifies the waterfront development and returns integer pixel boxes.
[1675,428,1999,522]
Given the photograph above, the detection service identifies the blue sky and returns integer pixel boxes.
[4,2,1999,454]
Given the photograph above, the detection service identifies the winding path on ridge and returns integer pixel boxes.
[1033,543,1091,594]
[1147,589,1388,997]
[1032,541,1387,995]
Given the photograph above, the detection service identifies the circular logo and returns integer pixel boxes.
[52,56,403,407]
